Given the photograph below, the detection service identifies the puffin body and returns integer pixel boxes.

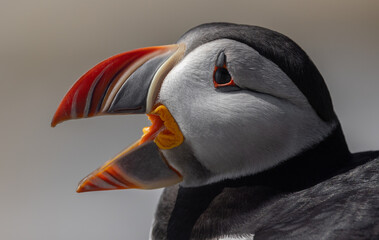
[51,23,379,239]
[153,130,379,240]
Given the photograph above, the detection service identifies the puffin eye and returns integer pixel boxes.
[214,67,231,84]
[213,52,236,88]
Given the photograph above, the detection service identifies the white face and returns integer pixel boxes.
[157,39,336,186]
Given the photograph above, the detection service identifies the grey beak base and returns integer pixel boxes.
[117,141,182,189]
[108,52,172,114]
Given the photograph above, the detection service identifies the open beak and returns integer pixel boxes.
[52,44,186,192]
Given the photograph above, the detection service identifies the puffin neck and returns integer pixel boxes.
[225,123,352,191]
[183,123,352,192]
[167,124,353,240]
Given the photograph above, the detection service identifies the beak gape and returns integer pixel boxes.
[52,44,186,192]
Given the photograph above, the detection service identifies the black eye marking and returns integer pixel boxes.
[216,51,226,68]
[213,51,236,88]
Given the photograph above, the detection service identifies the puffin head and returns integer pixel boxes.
[52,23,339,191]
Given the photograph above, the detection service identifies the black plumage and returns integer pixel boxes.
[152,126,379,239]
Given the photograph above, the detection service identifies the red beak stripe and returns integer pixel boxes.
[51,45,177,127]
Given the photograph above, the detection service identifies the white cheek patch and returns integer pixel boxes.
[158,39,336,186]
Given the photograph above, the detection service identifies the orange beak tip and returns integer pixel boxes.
[50,121,57,128]
[76,182,88,193]
[76,177,93,193]
[76,183,99,193]
[50,116,58,128]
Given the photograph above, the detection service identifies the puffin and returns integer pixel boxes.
[51,23,379,240]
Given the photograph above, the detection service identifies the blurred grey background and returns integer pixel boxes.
[0,0,378,239]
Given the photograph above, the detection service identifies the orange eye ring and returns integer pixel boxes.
[213,65,236,88]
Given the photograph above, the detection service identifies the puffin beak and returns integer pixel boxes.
[52,44,186,192]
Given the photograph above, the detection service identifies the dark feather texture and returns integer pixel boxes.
[152,126,379,240]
